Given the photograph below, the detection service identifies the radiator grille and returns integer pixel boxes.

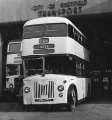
[34,81,54,99]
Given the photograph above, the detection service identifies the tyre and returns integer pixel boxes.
[67,87,77,112]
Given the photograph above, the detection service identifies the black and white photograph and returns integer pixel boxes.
[0,0,112,120]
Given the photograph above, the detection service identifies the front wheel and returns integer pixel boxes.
[67,87,77,112]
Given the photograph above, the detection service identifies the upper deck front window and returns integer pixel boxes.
[23,23,67,39]
[8,42,21,53]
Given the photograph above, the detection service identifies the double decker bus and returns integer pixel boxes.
[22,17,91,111]
[6,41,23,95]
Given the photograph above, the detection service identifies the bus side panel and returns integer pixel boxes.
[71,78,89,101]
[82,78,91,98]
[68,77,84,101]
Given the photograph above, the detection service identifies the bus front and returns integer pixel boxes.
[22,18,78,110]
[6,41,23,95]
[6,53,23,94]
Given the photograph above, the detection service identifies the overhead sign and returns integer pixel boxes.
[31,0,87,17]
[8,42,21,53]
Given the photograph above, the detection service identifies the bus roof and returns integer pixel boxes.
[24,17,73,26]
[24,17,86,38]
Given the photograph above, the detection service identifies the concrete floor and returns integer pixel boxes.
[0,96,112,120]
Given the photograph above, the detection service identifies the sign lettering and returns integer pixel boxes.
[39,38,49,44]
[33,38,55,54]
[34,44,54,49]
[31,0,87,17]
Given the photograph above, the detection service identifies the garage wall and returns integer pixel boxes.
[0,0,111,23]
[0,33,2,94]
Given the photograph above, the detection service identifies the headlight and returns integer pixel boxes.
[57,85,64,92]
[9,84,13,88]
[24,87,31,93]
[59,93,63,97]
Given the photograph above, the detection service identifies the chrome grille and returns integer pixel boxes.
[34,81,54,99]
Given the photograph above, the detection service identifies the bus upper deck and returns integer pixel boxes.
[22,17,89,61]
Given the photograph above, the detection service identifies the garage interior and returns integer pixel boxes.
[1,12,112,101]
[71,12,112,100]
[71,13,112,100]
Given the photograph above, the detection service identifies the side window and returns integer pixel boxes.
[86,62,89,77]
[82,36,88,48]
[73,29,77,40]
[75,59,87,77]
[82,62,85,77]
[78,34,82,44]
[73,29,82,44]
[76,60,82,76]
[82,36,85,46]
[83,61,89,77]
[68,24,74,38]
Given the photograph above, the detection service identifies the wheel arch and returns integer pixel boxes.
[67,84,78,103]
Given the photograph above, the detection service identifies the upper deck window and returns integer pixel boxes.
[23,23,67,39]
[8,42,21,53]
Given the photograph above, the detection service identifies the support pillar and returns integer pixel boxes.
[0,33,2,94]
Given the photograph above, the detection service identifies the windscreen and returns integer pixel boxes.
[6,64,20,76]
[24,56,75,77]
[24,58,43,76]
[23,23,67,39]
[45,56,75,75]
